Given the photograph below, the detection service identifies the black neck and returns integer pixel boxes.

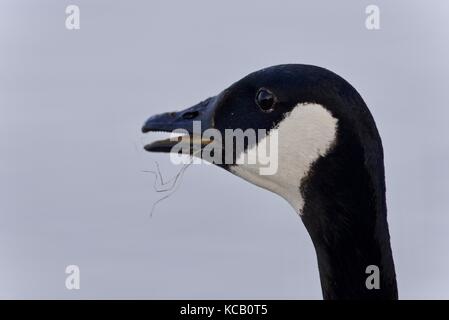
[300,124,398,300]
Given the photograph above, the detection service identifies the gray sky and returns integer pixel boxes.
[1,0,448,299]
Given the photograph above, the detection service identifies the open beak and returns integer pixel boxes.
[141,95,218,153]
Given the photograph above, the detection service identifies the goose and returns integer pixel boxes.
[141,64,398,300]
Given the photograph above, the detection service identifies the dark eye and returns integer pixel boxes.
[256,88,276,112]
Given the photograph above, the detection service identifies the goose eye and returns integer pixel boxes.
[256,89,275,112]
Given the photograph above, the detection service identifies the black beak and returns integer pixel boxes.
[141,95,218,153]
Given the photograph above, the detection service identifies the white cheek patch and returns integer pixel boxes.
[230,103,338,215]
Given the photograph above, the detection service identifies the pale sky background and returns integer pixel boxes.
[1,0,448,299]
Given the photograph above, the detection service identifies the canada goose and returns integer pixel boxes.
[141,64,398,299]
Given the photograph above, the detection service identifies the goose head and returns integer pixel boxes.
[141,64,397,299]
